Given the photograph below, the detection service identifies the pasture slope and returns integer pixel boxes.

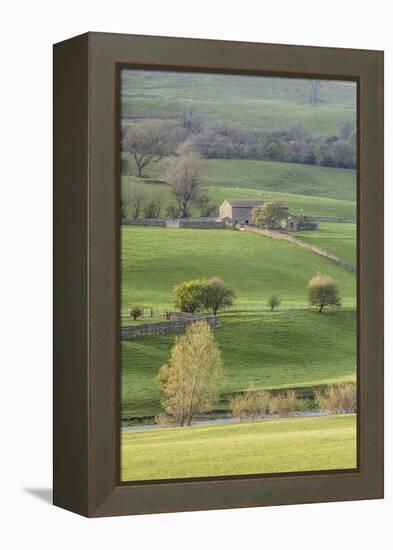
[121,310,356,420]
[120,71,357,480]
[125,158,356,202]
[121,227,356,421]
[121,71,356,137]
[121,226,356,309]
[121,414,357,481]
[121,157,357,220]
[294,222,356,265]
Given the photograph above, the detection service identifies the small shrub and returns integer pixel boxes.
[315,383,357,413]
[230,390,270,421]
[267,294,281,312]
[130,305,143,321]
[268,390,303,417]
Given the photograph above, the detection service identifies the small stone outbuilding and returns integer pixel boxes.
[281,215,319,232]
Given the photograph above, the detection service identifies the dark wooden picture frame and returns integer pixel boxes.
[53,32,383,517]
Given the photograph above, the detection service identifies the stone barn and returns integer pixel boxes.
[219,199,288,225]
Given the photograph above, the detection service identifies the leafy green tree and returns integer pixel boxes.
[173,279,206,313]
[307,274,341,313]
[202,277,235,315]
[156,321,223,426]
[267,294,281,312]
[130,305,143,320]
[252,202,288,230]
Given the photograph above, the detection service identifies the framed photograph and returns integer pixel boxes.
[53,32,383,517]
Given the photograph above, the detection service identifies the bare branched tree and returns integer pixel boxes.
[180,106,204,133]
[121,181,147,219]
[164,152,203,218]
[122,121,169,177]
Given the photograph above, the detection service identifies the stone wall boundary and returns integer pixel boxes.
[244,226,356,272]
[121,313,221,339]
[121,217,228,229]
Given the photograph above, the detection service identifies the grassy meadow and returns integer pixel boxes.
[120,69,357,480]
[121,226,356,309]
[294,222,357,265]
[123,157,356,202]
[121,309,356,420]
[122,175,356,220]
[121,414,357,480]
[121,226,356,422]
[121,71,356,137]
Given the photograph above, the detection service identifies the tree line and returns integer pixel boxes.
[121,113,357,178]
[121,151,212,220]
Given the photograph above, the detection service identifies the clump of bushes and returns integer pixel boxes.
[130,305,143,320]
[315,382,357,413]
[230,389,303,421]
[268,390,303,416]
[230,390,270,421]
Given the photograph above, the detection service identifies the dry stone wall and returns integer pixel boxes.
[244,226,356,272]
[307,216,355,223]
[121,312,220,339]
[121,218,227,229]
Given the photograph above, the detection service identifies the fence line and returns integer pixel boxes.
[121,303,356,318]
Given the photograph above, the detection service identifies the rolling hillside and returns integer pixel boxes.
[121,226,356,309]
[121,70,356,137]
[123,157,356,202]
[121,226,356,421]
[121,310,356,420]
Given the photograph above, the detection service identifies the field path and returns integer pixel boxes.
[242,226,356,272]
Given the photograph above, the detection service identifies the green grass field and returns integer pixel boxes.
[121,226,356,420]
[126,158,356,202]
[121,310,356,419]
[119,70,357,480]
[121,226,356,309]
[121,414,357,480]
[294,222,357,265]
[122,155,357,220]
[121,71,356,137]
[122,176,356,220]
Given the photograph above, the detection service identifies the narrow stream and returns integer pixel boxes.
[122,410,331,432]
